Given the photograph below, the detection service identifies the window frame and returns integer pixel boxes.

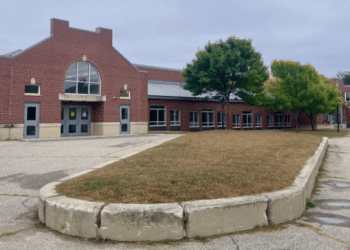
[285,115,291,127]
[150,105,166,126]
[242,111,253,128]
[170,109,181,126]
[268,115,274,128]
[255,114,262,128]
[345,93,350,101]
[233,114,241,128]
[202,110,214,127]
[217,112,226,127]
[64,62,101,95]
[275,113,284,127]
[24,84,40,96]
[190,112,199,127]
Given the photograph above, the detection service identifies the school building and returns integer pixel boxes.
[0,19,345,141]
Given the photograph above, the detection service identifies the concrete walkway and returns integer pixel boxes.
[1,133,350,249]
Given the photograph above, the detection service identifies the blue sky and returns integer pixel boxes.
[1,0,349,78]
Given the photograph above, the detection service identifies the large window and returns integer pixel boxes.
[150,105,166,126]
[65,62,101,95]
[345,93,350,101]
[190,112,199,127]
[217,112,226,127]
[268,115,274,128]
[170,109,181,126]
[275,113,284,127]
[285,115,291,127]
[233,114,241,128]
[255,114,262,128]
[242,111,253,128]
[202,110,214,127]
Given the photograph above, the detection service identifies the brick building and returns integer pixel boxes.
[2,18,343,141]
[0,18,148,140]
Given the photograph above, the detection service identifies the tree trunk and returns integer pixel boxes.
[308,114,314,131]
[294,112,299,132]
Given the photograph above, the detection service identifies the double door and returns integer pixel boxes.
[61,105,91,136]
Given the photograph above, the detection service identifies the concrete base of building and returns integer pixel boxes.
[91,122,120,136]
[130,122,148,134]
[0,124,24,141]
[317,124,346,129]
[40,123,61,139]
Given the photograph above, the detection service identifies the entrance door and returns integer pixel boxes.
[120,105,130,134]
[61,105,91,137]
[24,103,40,138]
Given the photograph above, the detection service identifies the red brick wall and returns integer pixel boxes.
[149,99,296,131]
[0,19,148,125]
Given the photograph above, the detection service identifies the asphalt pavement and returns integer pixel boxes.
[1,133,350,249]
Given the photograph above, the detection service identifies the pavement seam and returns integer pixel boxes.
[289,221,349,244]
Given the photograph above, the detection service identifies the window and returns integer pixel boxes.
[233,114,241,128]
[275,113,284,127]
[150,105,166,126]
[202,110,214,127]
[242,112,253,128]
[285,115,291,127]
[170,109,181,126]
[217,112,226,127]
[255,114,262,128]
[25,85,40,95]
[190,112,199,127]
[345,93,350,101]
[64,62,101,95]
[268,115,274,128]
[120,89,130,99]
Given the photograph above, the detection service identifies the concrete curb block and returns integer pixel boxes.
[100,203,184,241]
[38,136,329,241]
[182,196,268,237]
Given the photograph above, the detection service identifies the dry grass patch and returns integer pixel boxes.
[283,128,350,138]
[56,130,322,204]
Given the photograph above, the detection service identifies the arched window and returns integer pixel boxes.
[64,62,101,95]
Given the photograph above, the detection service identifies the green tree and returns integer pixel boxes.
[265,60,343,130]
[336,71,350,86]
[182,37,269,129]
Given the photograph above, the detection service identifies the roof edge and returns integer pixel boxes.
[133,64,183,72]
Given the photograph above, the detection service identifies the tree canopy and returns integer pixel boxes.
[182,37,269,128]
[265,60,343,130]
[336,71,350,86]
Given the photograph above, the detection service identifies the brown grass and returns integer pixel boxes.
[283,128,350,138]
[56,130,324,204]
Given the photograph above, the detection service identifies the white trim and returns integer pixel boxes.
[170,109,181,126]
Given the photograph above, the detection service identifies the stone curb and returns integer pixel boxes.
[37,136,328,241]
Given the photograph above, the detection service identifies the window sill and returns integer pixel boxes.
[120,97,131,99]
[59,93,106,102]
[25,93,41,96]
[170,124,181,126]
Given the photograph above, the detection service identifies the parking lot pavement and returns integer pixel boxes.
[2,134,350,249]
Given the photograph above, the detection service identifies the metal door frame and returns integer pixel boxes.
[120,105,130,134]
[61,105,91,137]
[24,103,40,139]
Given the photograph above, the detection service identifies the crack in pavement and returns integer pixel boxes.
[0,193,35,197]
[0,227,34,238]
[230,235,239,250]
[290,221,349,244]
